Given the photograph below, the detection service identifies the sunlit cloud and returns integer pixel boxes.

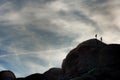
[0,0,120,77]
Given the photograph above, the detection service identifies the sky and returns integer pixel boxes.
[0,0,120,77]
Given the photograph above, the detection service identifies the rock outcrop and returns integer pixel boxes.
[1,38,120,80]
[97,44,120,79]
[0,70,16,80]
[44,68,62,80]
[61,38,120,80]
[15,68,62,80]
[61,39,106,78]
[24,73,45,80]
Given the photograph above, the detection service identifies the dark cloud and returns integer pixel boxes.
[0,0,120,77]
[0,49,9,55]
[58,10,96,25]
[58,8,102,33]
[71,0,119,34]
[1,0,56,8]
[83,0,108,5]
[82,0,117,20]
[0,25,74,52]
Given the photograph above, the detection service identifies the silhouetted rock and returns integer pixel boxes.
[44,68,62,80]
[61,39,107,79]
[61,38,120,80]
[15,78,24,80]
[1,38,120,80]
[0,70,16,80]
[99,44,120,67]
[98,44,120,79]
[24,73,45,80]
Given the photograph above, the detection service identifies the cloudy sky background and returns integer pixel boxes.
[0,0,120,77]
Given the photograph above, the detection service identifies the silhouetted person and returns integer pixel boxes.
[95,34,97,39]
[100,37,102,42]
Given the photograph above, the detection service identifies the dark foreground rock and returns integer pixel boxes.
[61,39,107,79]
[44,68,62,80]
[0,38,120,80]
[24,73,45,80]
[15,68,62,80]
[61,39,120,80]
[0,70,16,80]
[97,44,120,79]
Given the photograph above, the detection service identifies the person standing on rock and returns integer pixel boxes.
[95,34,97,39]
[100,37,102,42]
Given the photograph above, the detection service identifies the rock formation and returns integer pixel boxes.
[0,70,16,80]
[61,39,106,78]
[44,68,62,80]
[24,73,45,80]
[61,38,120,80]
[0,38,120,80]
[15,68,62,80]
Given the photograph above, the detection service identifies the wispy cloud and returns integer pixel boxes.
[0,0,120,77]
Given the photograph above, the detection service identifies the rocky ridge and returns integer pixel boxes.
[0,38,120,80]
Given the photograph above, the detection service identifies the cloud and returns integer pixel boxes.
[0,0,120,77]
[61,0,120,43]
[83,0,120,43]
[0,47,69,77]
[0,66,6,71]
